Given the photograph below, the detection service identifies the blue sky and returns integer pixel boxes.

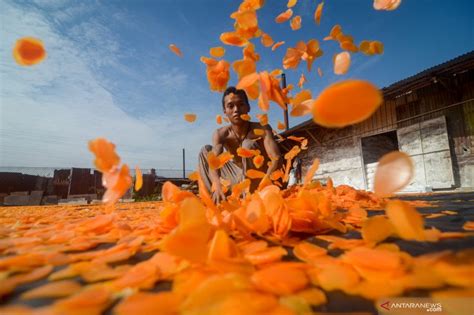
[1,0,473,171]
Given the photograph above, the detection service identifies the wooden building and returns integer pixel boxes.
[280,51,474,192]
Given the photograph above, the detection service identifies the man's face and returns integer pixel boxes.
[223,92,250,125]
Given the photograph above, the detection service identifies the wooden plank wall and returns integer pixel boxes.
[292,69,474,189]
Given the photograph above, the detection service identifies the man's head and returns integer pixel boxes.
[222,86,250,125]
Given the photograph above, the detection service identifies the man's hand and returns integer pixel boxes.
[212,185,226,204]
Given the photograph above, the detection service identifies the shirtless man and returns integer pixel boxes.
[198,86,282,203]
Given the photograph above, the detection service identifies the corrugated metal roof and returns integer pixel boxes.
[382,50,474,97]
[280,50,474,136]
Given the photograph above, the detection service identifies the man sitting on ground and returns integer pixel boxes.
[198,86,282,203]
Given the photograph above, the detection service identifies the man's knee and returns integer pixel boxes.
[199,145,213,157]
[241,139,259,150]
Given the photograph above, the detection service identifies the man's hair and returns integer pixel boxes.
[222,86,250,109]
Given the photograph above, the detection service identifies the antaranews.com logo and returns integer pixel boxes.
[377,297,474,315]
[379,300,442,312]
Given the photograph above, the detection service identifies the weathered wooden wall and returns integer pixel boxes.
[291,67,474,191]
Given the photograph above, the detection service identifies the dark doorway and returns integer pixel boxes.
[361,131,399,164]
[361,131,399,190]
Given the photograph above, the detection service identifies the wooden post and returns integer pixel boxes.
[182,148,186,178]
[281,73,289,130]
[357,137,368,191]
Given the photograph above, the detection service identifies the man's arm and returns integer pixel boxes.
[262,125,282,176]
[210,130,225,203]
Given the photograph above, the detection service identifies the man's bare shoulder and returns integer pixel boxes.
[213,125,231,138]
[216,125,232,134]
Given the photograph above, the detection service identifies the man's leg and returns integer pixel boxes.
[198,145,244,196]
[220,158,245,187]
[241,139,267,192]
[198,145,214,193]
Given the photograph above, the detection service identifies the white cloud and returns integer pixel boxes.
[30,0,72,10]
[155,68,189,91]
[349,54,383,78]
[0,0,215,171]
[51,3,94,24]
